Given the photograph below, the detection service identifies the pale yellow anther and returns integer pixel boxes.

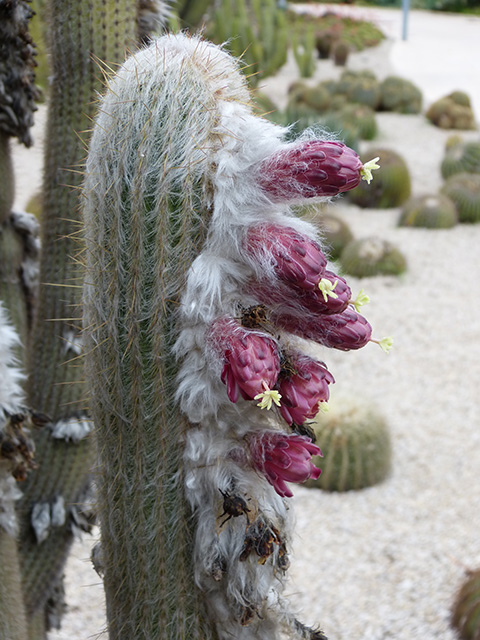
[318,278,338,302]
[254,387,282,410]
[354,288,370,312]
[360,156,380,184]
[318,402,329,413]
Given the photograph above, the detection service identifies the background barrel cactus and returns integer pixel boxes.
[451,568,480,640]
[315,210,355,261]
[347,147,411,208]
[340,236,407,277]
[304,396,392,492]
[378,75,422,114]
[398,193,458,229]
[426,91,476,130]
[441,172,480,223]
[441,138,480,178]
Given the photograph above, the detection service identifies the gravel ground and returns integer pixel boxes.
[10,10,480,640]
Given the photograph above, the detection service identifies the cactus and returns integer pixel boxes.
[293,23,316,79]
[317,211,354,261]
[315,29,336,59]
[336,103,378,140]
[340,236,407,277]
[333,40,349,66]
[398,194,458,229]
[348,147,411,208]
[304,396,392,492]
[441,139,480,179]
[452,568,480,640]
[83,32,381,640]
[208,0,288,87]
[441,172,480,223]
[426,92,476,130]
[336,69,381,110]
[379,76,422,114]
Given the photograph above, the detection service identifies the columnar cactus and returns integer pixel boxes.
[83,33,381,639]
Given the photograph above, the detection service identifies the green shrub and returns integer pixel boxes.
[379,76,422,114]
[340,236,407,277]
[398,194,458,228]
[347,148,411,208]
[441,172,480,222]
[451,569,480,640]
[305,397,392,492]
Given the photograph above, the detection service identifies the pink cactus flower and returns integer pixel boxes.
[245,224,327,290]
[278,354,334,426]
[247,431,322,498]
[248,269,351,317]
[273,306,373,351]
[209,316,281,404]
[257,140,364,202]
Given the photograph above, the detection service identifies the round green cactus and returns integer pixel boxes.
[426,92,476,130]
[398,194,458,229]
[347,147,411,208]
[317,211,354,261]
[441,172,480,223]
[451,569,480,640]
[333,41,349,66]
[336,69,381,110]
[379,75,422,114]
[441,139,480,179]
[304,397,392,492]
[340,236,407,277]
[337,103,378,140]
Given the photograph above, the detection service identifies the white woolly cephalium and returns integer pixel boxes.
[0,302,24,415]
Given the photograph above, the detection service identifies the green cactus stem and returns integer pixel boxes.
[340,236,407,278]
[441,139,480,179]
[17,1,137,636]
[82,34,256,639]
[0,529,28,640]
[305,396,392,492]
[316,211,354,261]
[398,194,458,229]
[379,76,422,114]
[452,568,480,640]
[426,92,476,130]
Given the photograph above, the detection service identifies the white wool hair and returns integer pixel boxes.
[166,35,331,639]
[0,302,25,417]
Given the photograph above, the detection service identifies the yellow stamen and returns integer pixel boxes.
[353,288,370,312]
[318,278,338,302]
[254,387,282,410]
[360,156,380,184]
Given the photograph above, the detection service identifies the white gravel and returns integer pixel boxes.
[10,10,479,640]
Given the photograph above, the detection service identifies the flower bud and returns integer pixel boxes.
[246,431,322,497]
[208,316,281,404]
[257,140,364,202]
[273,307,373,351]
[245,224,327,290]
[278,353,334,425]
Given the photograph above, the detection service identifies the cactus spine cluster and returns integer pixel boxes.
[83,32,381,640]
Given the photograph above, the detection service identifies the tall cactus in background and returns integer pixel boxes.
[83,33,380,639]
[208,0,288,86]
[15,1,137,637]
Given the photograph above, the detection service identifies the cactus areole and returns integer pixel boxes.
[83,34,381,640]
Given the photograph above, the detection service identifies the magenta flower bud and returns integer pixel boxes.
[248,269,351,316]
[257,140,364,202]
[277,354,334,426]
[273,307,373,351]
[245,224,327,290]
[208,316,281,404]
[247,431,322,498]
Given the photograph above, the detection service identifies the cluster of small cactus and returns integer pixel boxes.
[340,236,407,278]
[426,91,476,130]
[336,69,381,110]
[347,147,411,208]
[82,34,385,639]
[441,138,480,178]
[208,0,288,86]
[451,569,480,640]
[398,194,458,229]
[304,396,392,492]
[441,172,480,223]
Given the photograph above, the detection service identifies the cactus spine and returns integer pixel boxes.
[16,1,137,635]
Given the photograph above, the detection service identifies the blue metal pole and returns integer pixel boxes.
[402,0,410,41]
